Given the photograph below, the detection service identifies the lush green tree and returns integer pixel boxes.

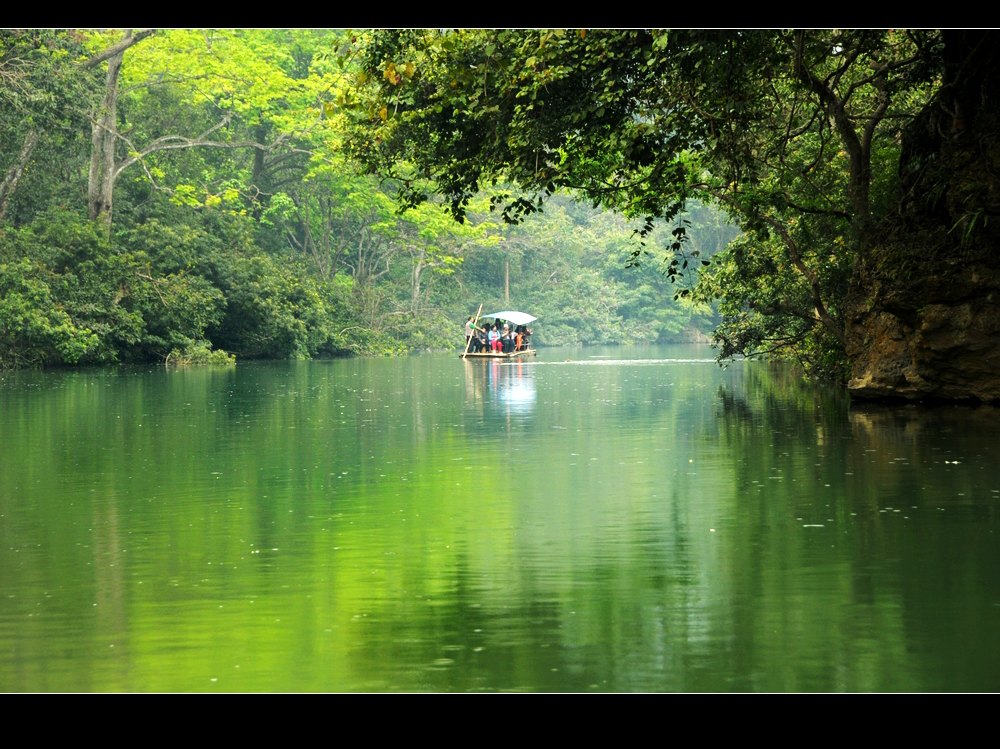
[1,208,160,365]
[442,193,723,347]
[350,29,944,377]
[0,30,94,225]
[0,29,395,368]
[78,28,360,227]
[0,28,738,370]
[0,256,98,368]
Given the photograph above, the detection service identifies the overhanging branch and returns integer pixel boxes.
[82,29,156,69]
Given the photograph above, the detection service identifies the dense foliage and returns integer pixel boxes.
[0,28,726,369]
[350,29,956,380]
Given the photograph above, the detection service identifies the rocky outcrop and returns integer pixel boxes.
[846,261,1000,402]
[846,31,1000,403]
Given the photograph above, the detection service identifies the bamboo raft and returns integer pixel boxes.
[461,304,538,361]
[460,348,537,360]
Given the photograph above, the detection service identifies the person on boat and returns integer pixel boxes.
[473,325,488,352]
[501,324,514,353]
[516,324,532,350]
[465,316,481,351]
[488,323,501,352]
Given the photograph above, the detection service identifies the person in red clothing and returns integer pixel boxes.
[487,323,501,352]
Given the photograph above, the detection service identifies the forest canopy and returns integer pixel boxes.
[348,29,967,380]
[4,28,998,400]
[0,28,724,369]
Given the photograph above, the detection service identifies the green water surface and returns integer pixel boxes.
[2,345,999,692]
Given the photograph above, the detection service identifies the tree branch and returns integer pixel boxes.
[713,189,845,346]
[82,29,156,69]
[112,114,267,179]
[0,128,38,221]
[792,31,871,222]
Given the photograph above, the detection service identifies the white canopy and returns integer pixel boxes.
[483,311,537,325]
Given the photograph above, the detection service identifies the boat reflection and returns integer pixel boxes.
[493,360,536,415]
[464,358,537,417]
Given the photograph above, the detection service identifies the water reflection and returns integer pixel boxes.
[464,359,537,418]
[3,348,1000,691]
[493,361,536,415]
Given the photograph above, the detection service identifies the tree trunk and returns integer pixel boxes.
[87,37,127,227]
[0,128,38,222]
[411,248,425,313]
[504,254,510,304]
[250,122,268,219]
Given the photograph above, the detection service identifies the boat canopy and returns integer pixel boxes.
[483,311,537,326]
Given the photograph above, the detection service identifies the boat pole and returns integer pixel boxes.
[463,303,483,358]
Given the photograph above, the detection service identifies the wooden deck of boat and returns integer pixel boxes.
[460,349,537,360]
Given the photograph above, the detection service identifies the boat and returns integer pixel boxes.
[461,309,538,360]
[461,348,537,360]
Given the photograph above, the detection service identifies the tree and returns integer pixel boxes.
[350,29,952,383]
[396,196,500,314]
[0,30,92,223]
[82,29,157,224]
[79,28,359,228]
[844,30,1000,401]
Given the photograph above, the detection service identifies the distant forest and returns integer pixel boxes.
[0,29,733,369]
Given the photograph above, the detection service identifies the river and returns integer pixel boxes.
[1,344,998,692]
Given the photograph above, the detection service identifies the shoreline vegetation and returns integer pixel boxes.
[164,341,236,368]
[0,29,741,375]
[3,30,998,401]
